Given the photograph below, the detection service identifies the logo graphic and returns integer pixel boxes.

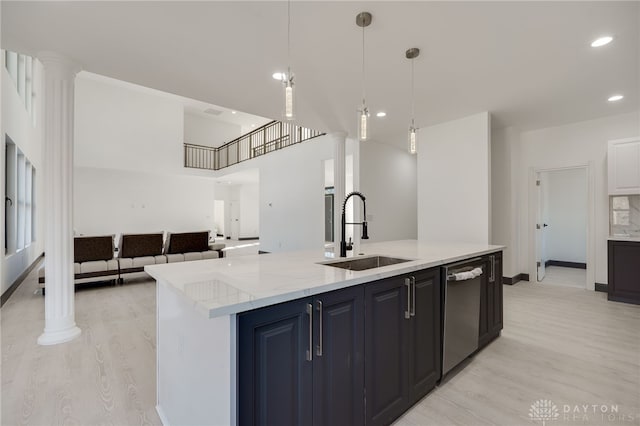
[529,399,560,426]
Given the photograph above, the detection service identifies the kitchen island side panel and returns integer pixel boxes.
[157,279,235,425]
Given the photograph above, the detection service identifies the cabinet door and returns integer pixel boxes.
[408,268,441,405]
[365,276,410,426]
[490,252,504,335]
[312,286,365,426]
[479,253,503,349]
[238,298,313,426]
[608,240,640,304]
[478,257,491,348]
[608,139,640,195]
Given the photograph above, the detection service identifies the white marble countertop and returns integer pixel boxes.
[608,235,640,242]
[146,240,504,318]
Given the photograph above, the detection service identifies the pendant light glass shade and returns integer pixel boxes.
[359,107,369,141]
[284,73,294,120]
[408,125,417,155]
[406,47,420,155]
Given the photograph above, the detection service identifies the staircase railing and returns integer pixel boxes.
[184,120,325,171]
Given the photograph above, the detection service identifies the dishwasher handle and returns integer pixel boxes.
[447,266,483,282]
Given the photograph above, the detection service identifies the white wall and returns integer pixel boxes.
[360,141,417,243]
[543,168,587,263]
[1,53,45,295]
[418,112,491,244]
[74,74,219,240]
[75,74,184,174]
[74,167,215,238]
[184,112,240,148]
[219,134,336,253]
[491,126,521,277]
[513,111,640,284]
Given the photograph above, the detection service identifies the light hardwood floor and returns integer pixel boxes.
[2,265,639,426]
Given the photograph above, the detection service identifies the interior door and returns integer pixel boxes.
[536,175,546,281]
[230,201,240,240]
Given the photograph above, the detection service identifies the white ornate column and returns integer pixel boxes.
[331,132,347,256]
[37,52,81,346]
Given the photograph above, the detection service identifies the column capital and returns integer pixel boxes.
[37,51,82,79]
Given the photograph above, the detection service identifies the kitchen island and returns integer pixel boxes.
[146,240,504,426]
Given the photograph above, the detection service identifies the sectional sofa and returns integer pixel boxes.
[38,231,225,293]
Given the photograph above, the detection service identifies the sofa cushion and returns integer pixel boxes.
[132,256,156,268]
[201,251,219,260]
[81,261,106,274]
[119,233,164,258]
[184,252,203,262]
[165,231,209,255]
[166,253,185,263]
[74,236,114,263]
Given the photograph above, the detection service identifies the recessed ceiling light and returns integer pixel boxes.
[608,94,624,102]
[251,124,256,127]
[231,111,237,114]
[376,112,387,117]
[591,36,613,47]
[272,72,285,80]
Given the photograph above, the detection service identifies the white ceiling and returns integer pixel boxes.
[3,1,639,150]
[78,71,272,130]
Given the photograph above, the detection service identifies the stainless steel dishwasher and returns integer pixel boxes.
[442,257,484,376]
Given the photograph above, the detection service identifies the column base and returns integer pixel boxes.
[37,325,81,346]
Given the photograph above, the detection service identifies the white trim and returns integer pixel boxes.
[528,162,595,290]
[156,405,170,426]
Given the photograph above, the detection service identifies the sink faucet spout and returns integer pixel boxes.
[340,191,369,257]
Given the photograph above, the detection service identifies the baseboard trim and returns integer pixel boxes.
[1,252,45,307]
[503,273,530,285]
[595,282,608,293]
[238,237,259,241]
[545,260,587,269]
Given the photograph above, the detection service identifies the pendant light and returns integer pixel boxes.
[283,0,294,120]
[356,12,372,141]
[406,47,419,154]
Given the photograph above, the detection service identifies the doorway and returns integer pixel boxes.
[214,200,225,238]
[530,165,593,289]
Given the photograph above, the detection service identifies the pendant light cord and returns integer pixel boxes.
[362,22,366,106]
[287,0,291,77]
[411,57,415,127]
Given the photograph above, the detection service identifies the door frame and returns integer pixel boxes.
[528,162,595,290]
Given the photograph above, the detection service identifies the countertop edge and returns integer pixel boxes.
[147,244,504,319]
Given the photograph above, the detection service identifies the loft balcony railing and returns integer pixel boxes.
[184,120,325,171]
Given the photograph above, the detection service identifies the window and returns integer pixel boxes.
[3,49,37,126]
[4,136,36,256]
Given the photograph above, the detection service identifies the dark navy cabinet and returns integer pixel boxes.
[238,285,364,426]
[479,252,503,349]
[238,297,313,426]
[608,240,640,305]
[239,266,442,426]
[364,268,441,426]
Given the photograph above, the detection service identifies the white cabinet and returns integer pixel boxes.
[608,137,640,195]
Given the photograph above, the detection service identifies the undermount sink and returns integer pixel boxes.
[320,255,412,271]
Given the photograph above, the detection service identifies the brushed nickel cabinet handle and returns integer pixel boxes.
[316,300,323,356]
[405,278,411,319]
[306,303,313,362]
